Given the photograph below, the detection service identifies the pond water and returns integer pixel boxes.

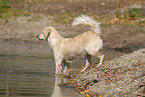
[0,41,123,97]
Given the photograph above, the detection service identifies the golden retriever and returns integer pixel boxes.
[37,15,104,75]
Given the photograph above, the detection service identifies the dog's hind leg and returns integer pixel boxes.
[95,52,104,68]
[87,51,104,68]
[81,53,91,72]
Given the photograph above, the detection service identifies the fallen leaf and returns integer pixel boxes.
[80,91,85,94]
[85,94,90,97]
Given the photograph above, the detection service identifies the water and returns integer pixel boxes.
[0,41,123,97]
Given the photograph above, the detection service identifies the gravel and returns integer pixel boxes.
[74,49,145,96]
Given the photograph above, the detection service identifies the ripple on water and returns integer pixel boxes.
[0,53,55,97]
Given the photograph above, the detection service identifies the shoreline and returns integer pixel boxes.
[66,49,145,97]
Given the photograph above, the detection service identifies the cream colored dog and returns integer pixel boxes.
[37,15,104,75]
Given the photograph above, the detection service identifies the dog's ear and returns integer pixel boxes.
[45,32,50,40]
[43,26,55,40]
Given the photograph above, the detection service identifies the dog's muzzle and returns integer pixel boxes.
[37,35,43,40]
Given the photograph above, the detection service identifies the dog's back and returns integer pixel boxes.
[61,31,103,61]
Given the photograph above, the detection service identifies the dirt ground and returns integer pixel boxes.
[0,0,145,52]
[69,49,145,97]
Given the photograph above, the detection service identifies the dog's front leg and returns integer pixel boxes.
[63,61,70,75]
[55,59,62,74]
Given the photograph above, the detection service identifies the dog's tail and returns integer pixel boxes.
[72,15,101,36]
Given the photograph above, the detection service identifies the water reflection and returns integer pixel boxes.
[0,42,83,97]
[52,75,68,97]
[0,53,54,96]
[51,75,62,97]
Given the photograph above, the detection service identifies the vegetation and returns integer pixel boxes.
[0,0,30,20]
[0,0,11,18]
[0,0,144,26]
[54,12,76,24]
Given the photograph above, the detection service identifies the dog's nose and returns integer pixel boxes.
[37,35,39,39]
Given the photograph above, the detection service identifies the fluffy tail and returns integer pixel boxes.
[72,15,101,36]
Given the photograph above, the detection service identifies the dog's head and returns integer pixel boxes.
[37,26,54,41]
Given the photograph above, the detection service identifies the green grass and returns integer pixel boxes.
[52,8,144,27]
[54,12,76,24]
[0,0,11,18]
[0,0,31,20]
[0,0,144,26]
[0,0,10,8]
